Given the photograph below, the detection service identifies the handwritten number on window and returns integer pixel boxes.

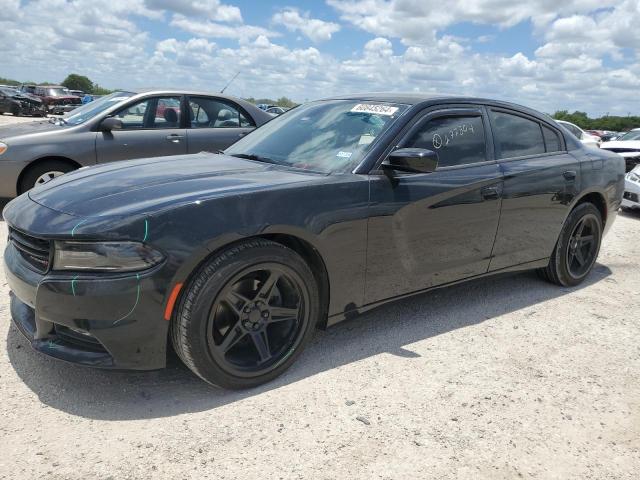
[432,123,475,150]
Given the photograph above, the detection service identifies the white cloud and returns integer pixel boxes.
[169,15,278,41]
[0,0,639,116]
[272,8,340,43]
[144,0,242,22]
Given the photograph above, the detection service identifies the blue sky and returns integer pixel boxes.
[1,0,639,116]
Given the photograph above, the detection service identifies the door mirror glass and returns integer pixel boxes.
[101,117,123,131]
[383,148,439,173]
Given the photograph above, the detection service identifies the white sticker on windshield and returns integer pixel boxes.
[358,134,375,145]
[336,151,353,158]
[109,97,130,102]
[351,104,399,116]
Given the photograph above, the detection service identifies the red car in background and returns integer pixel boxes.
[29,85,82,115]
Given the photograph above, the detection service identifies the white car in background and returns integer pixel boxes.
[621,165,640,211]
[600,128,640,173]
[555,120,600,148]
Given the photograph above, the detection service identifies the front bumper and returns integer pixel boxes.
[622,178,640,209]
[48,104,79,114]
[3,196,172,370]
[5,243,169,370]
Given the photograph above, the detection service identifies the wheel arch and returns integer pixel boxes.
[17,156,82,194]
[570,189,608,226]
[168,232,332,332]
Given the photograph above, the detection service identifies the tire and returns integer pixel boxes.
[538,202,603,287]
[171,239,320,389]
[19,160,76,194]
[11,104,21,116]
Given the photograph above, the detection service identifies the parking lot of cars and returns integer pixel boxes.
[1,102,639,478]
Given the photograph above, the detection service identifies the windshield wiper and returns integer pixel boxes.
[228,153,282,166]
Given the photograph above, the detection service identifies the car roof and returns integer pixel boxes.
[322,92,550,114]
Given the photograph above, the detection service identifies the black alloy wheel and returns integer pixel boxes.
[208,264,307,376]
[538,202,602,287]
[171,239,319,389]
[565,214,599,279]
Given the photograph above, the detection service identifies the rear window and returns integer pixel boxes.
[542,125,562,153]
[490,110,545,159]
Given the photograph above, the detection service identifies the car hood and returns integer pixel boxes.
[14,93,42,104]
[601,140,640,150]
[28,153,326,217]
[0,120,64,140]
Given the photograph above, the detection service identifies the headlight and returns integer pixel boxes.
[0,142,7,155]
[53,241,164,272]
[627,172,640,183]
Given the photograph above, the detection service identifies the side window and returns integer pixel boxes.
[542,125,562,153]
[152,97,182,128]
[114,99,150,129]
[188,97,255,129]
[113,97,182,130]
[404,115,486,167]
[490,110,545,159]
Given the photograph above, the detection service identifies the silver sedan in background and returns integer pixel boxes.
[0,90,272,197]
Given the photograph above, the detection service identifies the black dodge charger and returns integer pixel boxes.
[3,94,625,388]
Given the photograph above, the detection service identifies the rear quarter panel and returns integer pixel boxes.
[575,148,625,236]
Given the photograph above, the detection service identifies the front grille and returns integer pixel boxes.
[54,325,108,353]
[624,191,639,203]
[9,228,51,273]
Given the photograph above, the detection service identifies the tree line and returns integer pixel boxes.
[552,110,640,132]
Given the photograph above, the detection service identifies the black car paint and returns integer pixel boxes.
[3,95,625,371]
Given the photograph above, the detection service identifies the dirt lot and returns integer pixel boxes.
[0,113,47,126]
[0,112,639,479]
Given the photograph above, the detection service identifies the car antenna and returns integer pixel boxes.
[220,71,240,94]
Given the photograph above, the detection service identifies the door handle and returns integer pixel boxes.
[481,186,500,200]
[166,134,184,143]
[563,170,577,181]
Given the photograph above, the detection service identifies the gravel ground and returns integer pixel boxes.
[0,112,49,126]
[0,112,639,478]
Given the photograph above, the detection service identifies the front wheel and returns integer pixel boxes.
[11,104,21,116]
[19,160,76,194]
[171,239,320,389]
[538,202,603,287]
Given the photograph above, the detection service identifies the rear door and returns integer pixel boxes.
[365,106,504,303]
[95,95,187,163]
[185,96,256,154]
[488,108,580,270]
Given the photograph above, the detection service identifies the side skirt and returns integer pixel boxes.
[326,257,549,327]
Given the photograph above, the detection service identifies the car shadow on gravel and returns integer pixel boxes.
[6,264,611,420]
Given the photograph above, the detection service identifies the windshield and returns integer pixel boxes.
[225,100,409,173]
[47,88,71,97]
[63,91,135,125]
[616,131,640,141]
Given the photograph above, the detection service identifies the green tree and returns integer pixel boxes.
[552,110,640,132]
[61,74,94,93]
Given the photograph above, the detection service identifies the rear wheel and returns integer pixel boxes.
[538,202,602,286]
[19,160,76,193]
[171,239,319,389]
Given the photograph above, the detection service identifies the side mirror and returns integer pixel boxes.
[100,117,123,131]
[382,148,439,174]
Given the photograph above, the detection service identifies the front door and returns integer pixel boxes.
[185,96,256,154]
[365,107,504,304]
[96,96,187,163]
